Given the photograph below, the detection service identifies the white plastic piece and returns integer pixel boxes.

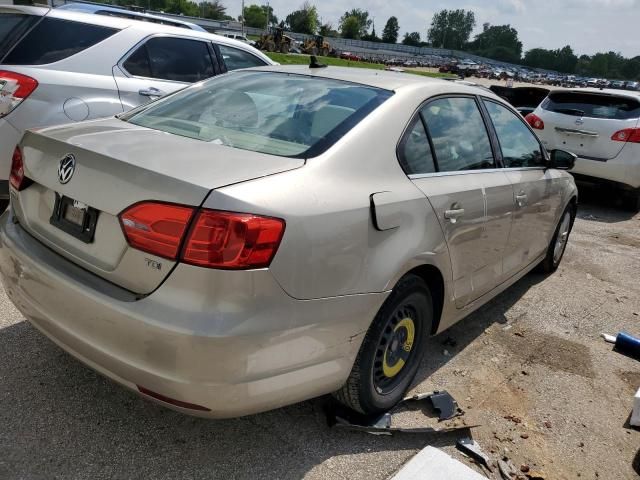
[601,333,617,344]
[631,387,640,427]
[391,446,486,480]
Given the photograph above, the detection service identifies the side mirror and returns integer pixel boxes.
[548,149,576,170]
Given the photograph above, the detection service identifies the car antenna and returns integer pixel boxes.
[309,55,327,69]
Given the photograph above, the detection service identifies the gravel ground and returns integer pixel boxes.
[0,188,638,480]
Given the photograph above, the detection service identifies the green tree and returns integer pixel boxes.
[362,22,380,42]
[318,22,339,37]
[242,4,267,28]
[198,1,229,20]
[382,16,399,43]
[402,31,421,47]
[469,24,522,60]
[427,9,475,50]
[339,8,371,39]
[285,2,319,34]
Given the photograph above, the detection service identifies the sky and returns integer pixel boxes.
[223,0,640,57]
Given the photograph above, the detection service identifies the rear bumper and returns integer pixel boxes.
[0,212,386,417]
[569,143,640,190]
[0,119,22,198]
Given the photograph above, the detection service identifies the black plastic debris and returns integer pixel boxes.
[602,331,640,360]
[405,391,463,421]
[326,390,472,436]
[456,437,493,472]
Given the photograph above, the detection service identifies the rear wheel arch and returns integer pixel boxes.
[395,264,444,336]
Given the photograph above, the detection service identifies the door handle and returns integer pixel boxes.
[444,207,465,223]
[515,192,528,207]
[138,87,163,98]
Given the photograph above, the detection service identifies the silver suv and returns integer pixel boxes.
[0,5,274,208]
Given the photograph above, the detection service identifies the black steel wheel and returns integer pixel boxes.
[334,274,433,415]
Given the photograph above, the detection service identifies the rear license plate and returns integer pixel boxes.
[50,194,99,243]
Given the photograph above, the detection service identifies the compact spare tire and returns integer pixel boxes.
[334,274,433,415]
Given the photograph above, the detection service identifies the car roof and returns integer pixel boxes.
[246,65,454,91]
[56,3,205,31]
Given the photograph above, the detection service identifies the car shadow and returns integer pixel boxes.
[0,271,547,479]
[574,183,638,224]
[414,270,547,390]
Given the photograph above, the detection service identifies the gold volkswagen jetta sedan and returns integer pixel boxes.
[0,66,577,417]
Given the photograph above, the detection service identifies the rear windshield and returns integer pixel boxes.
[2,17,117,65]
[124,71,393,158]
[0,12,40,60]
[541,92,640,120]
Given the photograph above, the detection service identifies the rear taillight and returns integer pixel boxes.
[611,128,640,144]
[119,202,195,260]
[9,146,26,191]
[525,113,544,130]
[0,71,38,118]
[181,210,285,269]
[119,201,285,269]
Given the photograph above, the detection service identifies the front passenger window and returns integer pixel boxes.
[421,97,495,172]
[217,44,267,70]
[483,100,543,168]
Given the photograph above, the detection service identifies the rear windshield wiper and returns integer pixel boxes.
[552,108,585,116]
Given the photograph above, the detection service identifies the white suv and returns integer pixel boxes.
[0,5,274,208]
[526,88,640,210]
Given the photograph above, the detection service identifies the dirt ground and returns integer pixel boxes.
[0,187,638,479]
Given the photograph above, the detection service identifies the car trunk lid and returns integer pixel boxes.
[538,90,640,160]
[13,118,304,294]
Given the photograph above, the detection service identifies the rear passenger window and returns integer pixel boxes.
[398,118,436,175]
[3,18,117,65]
[123,37,214,83]
[421,97,495,172]
[218,44,267,70]
[484,100,543,168]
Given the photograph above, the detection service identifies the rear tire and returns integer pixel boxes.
[334,274,433,415]
[537,203,575,273]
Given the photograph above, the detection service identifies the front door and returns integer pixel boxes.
[482,99,563,274]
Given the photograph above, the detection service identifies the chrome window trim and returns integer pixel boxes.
[408,166,544,180]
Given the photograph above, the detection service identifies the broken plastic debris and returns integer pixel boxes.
[631,387,640,428]
[326,390,471,436]
[456,437,493,472]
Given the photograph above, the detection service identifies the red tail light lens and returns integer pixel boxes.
[525,113,544,130]
[0,71,38,118]
[119,202,285,269]
[611,128,640,143]
[182,210,285,269]
[9,146,26,191]
[119,202,195,260]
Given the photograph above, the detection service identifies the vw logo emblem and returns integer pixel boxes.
[575,117,584,126]
[58,154,76,184]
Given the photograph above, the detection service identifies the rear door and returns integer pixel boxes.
[404,96,514,308]
[483,98,563,273]
[113,35,220,110]
[537,91,640,161]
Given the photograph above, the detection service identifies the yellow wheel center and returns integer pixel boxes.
[382,317,415,378]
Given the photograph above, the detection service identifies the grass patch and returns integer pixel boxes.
[265,53,456,79]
